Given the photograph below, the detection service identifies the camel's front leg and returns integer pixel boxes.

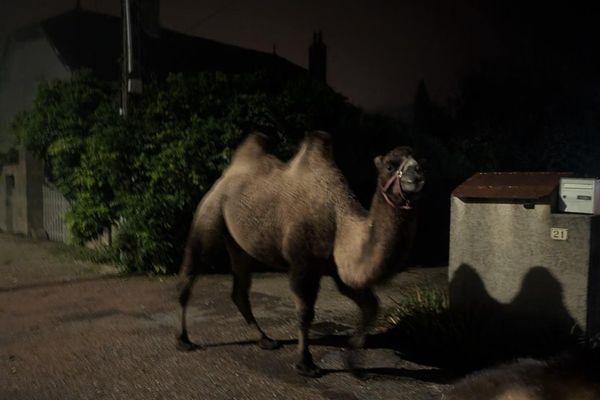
[333,276,379,372]
[290,268,321,377]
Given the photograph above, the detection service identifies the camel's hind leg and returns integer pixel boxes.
[177,244,202,351]
[177,192,225,351]
[290,267,322,377]
[225,239,280,350]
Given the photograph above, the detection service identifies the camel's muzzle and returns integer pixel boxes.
[400,167,425,195]
[381,158,424,209]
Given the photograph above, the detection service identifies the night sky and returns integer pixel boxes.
[2,0,600,113]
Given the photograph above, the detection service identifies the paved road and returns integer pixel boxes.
[1,233,450,399]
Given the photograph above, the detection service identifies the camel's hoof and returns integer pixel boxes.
[343,348,367,378]
[294,362,323,378]
[177,339,201,352]
[176,334,202,352]
[258,337,281,350]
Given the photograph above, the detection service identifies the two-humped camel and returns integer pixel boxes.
[177,131,425,377]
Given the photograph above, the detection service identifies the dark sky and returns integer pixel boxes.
[2,0,599,113]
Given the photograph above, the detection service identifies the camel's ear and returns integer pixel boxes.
[374,156,383,169]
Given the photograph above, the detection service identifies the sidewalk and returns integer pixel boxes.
[0,233,449,399]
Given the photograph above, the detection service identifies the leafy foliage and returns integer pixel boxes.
[13,72,122,244]
[13,70,372,273]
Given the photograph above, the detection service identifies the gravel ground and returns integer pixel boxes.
[0,233,452,399]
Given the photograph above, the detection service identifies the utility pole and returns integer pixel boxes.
[121,0,145,118]
[121,0,129,118]
[121,0,160,118]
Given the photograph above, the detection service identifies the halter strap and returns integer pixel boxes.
[380,158,411,210]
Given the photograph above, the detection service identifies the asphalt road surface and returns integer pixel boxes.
[1,233,450,399]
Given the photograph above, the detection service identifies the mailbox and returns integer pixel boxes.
[559,178,600,215]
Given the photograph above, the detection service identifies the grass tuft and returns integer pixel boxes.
[380,286,580,371]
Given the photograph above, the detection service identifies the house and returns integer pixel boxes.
[0,7,325,241]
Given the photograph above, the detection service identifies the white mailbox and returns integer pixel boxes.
[559,178,600,214]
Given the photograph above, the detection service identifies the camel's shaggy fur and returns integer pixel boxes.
[177,131,425,376]
[445,353,600,400]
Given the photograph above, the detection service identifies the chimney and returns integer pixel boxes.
[309,31,327,83]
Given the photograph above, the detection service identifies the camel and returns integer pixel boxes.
[445,352,600,400]
[177,131,425,377]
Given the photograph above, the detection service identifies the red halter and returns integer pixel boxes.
[380,159,411,210]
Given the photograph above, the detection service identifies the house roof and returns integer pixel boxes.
[37,9,306,81]
[452,172,573,201]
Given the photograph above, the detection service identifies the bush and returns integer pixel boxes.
[13,70,379,273]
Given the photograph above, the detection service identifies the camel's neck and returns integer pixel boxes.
[364,190,413,271]
[367,190,404,246]
[334,190,417,289]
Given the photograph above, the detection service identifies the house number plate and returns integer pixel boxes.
[551,228,568,241]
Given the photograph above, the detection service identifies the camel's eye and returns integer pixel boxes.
[386,165,394,172]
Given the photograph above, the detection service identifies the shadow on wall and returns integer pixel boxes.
[379,263,583,372]
[451,263,581,336]
[444,265,600,399]
[449,264,582,360]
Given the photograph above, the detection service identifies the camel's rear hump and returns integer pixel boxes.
[287,131,335,172]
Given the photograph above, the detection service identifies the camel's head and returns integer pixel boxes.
[374,147,425,209]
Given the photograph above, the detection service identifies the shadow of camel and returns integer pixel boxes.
[443,263,600,399]
[363,264,586,373]
[189,333,458,383]
[450,263,582,339]
[431,264,582,369]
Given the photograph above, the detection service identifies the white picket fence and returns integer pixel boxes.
[43,182,70,242]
